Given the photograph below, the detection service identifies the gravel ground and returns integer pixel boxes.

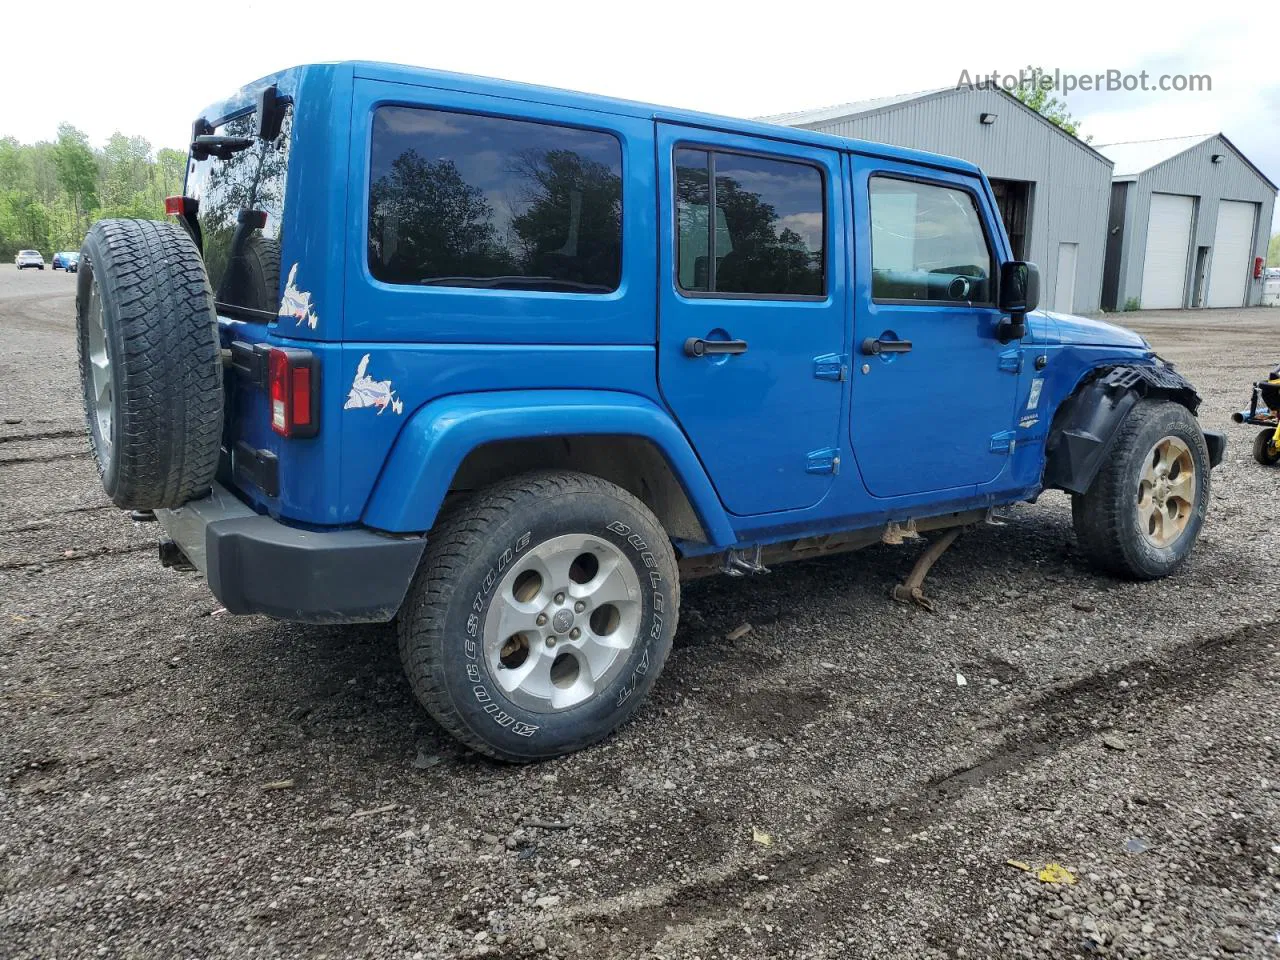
[1,266,1278,960]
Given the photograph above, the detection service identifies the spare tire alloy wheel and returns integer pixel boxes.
[398,471,680,761]
[76,219,223,510]
[83,277,114,465]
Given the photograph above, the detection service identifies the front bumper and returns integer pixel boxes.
[157,483,426,623]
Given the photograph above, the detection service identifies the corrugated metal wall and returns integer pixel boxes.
[788,88,1113,313]
[1114,136,1277,309]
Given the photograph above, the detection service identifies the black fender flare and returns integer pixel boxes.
[1044,364,1224,495]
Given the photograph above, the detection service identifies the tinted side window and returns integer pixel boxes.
[868,177,994,304]
[675,148,825,297]
[368,106,623,293]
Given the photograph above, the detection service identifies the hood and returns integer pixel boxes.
[1037,310,1149,350]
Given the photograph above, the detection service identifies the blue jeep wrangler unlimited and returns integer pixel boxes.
[75,62,1225,760]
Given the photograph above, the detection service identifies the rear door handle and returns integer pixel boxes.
[684,337,748,358]
[861,336,912,356]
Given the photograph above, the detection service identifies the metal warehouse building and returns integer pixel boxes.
[764,86,1114,313]
[1094,134,1277,310]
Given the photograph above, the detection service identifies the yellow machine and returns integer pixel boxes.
[1234,365,1280,465]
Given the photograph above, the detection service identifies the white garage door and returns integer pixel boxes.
[1141,193,1194,309]
[1206,200,1256,308]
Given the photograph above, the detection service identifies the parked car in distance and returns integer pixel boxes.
[75,62,1227,762]
[52,251,79,270]
[15,250,45,270]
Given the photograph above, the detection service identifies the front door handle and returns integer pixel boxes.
[684,337,748,358]
[861,336,913,356]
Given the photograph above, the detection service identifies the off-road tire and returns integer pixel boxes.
[1253,428,1280,466]
[398,470,680,762]
[1071,399,1210,580]
[76,218,223,510]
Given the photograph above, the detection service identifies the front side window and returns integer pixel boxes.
[868,177,994,303]
[368,106,623,293]
[675,148,825,297]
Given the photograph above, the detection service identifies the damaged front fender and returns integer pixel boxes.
[1044,364,1223,495]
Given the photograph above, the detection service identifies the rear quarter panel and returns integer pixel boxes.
[333,76,665,524]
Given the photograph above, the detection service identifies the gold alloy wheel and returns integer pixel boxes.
[1137,436,1196,548]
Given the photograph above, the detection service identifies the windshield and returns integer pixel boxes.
[20,250,38,256]
[185,106,292,318]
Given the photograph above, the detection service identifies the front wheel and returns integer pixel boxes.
[1253,428,1280,466]
[1072,399,1211,580]
[398,471,680,761]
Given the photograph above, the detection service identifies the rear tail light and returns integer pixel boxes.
[164,195,197,217]
[268,347,319,438]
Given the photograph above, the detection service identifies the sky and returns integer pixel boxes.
[4,0,1277,232]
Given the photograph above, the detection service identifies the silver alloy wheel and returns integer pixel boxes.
[1137,435,1195,548]
[85,276,114,460]
[482,533,643,713]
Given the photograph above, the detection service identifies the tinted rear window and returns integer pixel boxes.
[367,106,623,293]
[674,148,825,298]
[186,107,292,316]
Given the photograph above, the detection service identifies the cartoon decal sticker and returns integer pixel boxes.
[278,263,318,329]
[1025,378,1044,410]
[345,354,404,415]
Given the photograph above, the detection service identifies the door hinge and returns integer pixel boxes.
[813,353,849,382]
[989,430,1017,454]
[807,447,841,474]
[998,348,1023,374]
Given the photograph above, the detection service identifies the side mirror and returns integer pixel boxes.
[997,260,1040,342]
[255,84,292,142]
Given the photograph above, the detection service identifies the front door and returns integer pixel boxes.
[656,124,847,516]
[848,159,1021,498]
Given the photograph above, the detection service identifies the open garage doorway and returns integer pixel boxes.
[990,179,1032,260]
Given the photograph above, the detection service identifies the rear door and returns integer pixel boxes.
[655,124,847,516]
[847,158,1021,498]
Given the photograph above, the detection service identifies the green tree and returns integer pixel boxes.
[0,126,184,258]
[1269,231,1280,267]
[99,132,154,218]
[155,148,188,199]
[1012,67,1091,142]
[53,123,99,236]
[0,136,49,251]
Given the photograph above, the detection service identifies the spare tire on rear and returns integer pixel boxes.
[76,218,223,510]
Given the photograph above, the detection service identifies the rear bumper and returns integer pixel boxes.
[157,483,425,623]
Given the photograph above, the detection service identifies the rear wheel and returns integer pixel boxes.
[1071,399,1210,580]
[1253,428,1280,466]
[76,218,223,510]
[398,471,680,761]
